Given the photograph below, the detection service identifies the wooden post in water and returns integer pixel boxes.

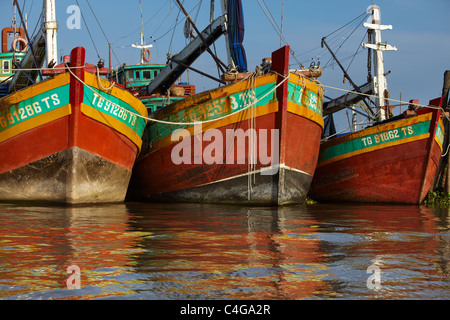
[443,71,450,110]
[442,71,450,192]
[432,71,450,192]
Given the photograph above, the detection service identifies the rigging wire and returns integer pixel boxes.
[323,11,368,39]
[74,0,101,59]
[111,1,169,45]
[256,0,305,69]
[168,0,184,55]
[84,0,110,45]
[169,0,203,50]
[142,1,198,47]
[345,30,369,74]
[81,0,124,64]
[294,11,369,69]
[322,12,369,70]
[28,3,43,40]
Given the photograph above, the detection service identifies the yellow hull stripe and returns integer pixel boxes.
[435,118,445,152]
[0,104,71,143]
[325,113,432,147]
[80,103,143,150]
[83,72,148,117]
[0,73,70,107]
[318,133,430,167]
[318,112,436,168]
[149,101,279,153]
[287,101,324,129]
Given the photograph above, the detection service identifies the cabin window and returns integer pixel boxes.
[153,70,159,78]
[2,60,11,74]
[143,70,151,79]
[135,71,140,80]
[127,70,133,80]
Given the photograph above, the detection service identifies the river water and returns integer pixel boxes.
[0,201,449,302]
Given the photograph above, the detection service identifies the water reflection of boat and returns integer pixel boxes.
[0,204,145,299]
[126,202,329,299]
[1,202,449,299]
[310,203,449,299]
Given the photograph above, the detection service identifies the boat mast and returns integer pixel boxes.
[139,0,145,64]
[44,0,58,66]
[362,5,397,121]
[131,0,152,64]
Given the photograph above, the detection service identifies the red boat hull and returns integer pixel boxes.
[128,46,324,205]
[129,111,322,205]
[309,101,444,204]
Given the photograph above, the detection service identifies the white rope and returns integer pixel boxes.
[441,143,450,158]
[64,63,450,133]
[246,73,258,200]
[96,66,115,91]
[148,74,289,126]
[322,83,449,118]
[10,64,87,72]
[66,63,290,126]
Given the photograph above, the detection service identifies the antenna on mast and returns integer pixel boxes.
[132,0,152,64]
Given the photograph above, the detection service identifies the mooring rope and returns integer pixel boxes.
[9,64,86,72]
[66,64,290,126]
[246,72,258,200]
[321,83,450,121]
[66,62,449,130]
[96,67,115,91]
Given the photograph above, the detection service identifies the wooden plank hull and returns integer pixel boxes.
[309,101,444,204]
[0,47,147,204]
[128,46,324,205]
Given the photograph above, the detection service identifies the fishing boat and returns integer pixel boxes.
[309,104,444,204]
[308,5,445,204]
[127,0,324,205]
[0,1,148,204]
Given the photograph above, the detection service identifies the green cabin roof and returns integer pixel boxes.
[111,63,189,114]
[111,63,167,90]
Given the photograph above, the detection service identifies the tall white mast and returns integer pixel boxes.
[362,5,397,121]
[44,0,58,66]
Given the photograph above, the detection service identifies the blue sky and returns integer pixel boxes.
[2,0,449,129]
